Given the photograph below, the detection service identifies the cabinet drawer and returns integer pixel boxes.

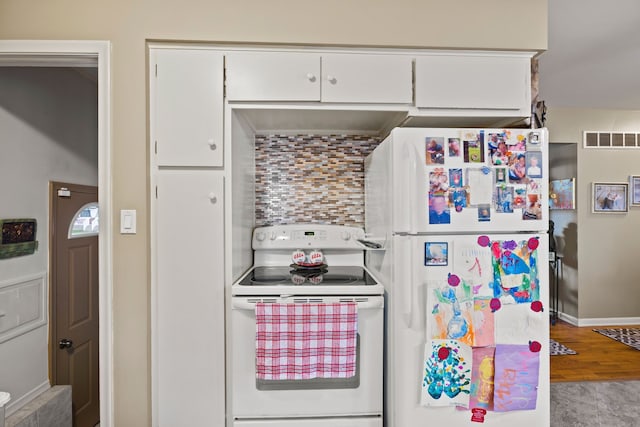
[415,54,531,113]
[226,52,321,101]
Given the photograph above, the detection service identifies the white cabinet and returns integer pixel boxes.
[225,52,412,104]
[226,52,320,101]
[155,170,225,427]
[152,49,224,167]
[321,54,412,104]
[414,53,532,116]
[151,47,226,427]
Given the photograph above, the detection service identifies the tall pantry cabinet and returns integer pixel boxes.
[150,48,226,426]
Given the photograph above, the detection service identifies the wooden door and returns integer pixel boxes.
[50,181,99,427]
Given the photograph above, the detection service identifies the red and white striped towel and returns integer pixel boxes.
[255,302,358,380]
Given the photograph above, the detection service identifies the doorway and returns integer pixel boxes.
[50,182,100,427]
[0,41,112,426]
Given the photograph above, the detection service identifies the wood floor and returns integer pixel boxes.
[550,320,640,382]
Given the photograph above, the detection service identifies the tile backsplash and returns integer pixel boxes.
[255,134,382,228]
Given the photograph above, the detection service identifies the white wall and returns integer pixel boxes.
[546,107,640,323]
[0,67,98,412]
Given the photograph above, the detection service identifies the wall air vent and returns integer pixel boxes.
[583,131,640,148]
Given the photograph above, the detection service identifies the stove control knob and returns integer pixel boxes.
[341,231,351,241]
[270,231,277,240]
[255,232,266,241]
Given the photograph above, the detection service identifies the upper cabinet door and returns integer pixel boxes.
[226,52,321,101]
[415,54,531,115]
[152,49,224,167]
[321,54,413,104]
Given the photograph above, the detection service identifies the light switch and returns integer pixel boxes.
[120,209,137,234]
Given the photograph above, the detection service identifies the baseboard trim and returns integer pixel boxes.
[4,381,50,417]
[577,317,640,327]
[557,312,578,325]
[557,312,640,327]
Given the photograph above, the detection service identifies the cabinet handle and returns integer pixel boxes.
[208,193,218,204]
[306,73,316,82]
[326,75,337,84]
[207,139,217,150]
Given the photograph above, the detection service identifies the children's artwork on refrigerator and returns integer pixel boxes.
[427,278,475,346]
[473,298,496,347]
[493,344,540,412]
[468,346,496,411]
[421,339,472,407]
[485,237,540,304]
[495,304,546,345]
[420,234,546,420]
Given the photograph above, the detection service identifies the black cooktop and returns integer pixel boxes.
[237,266,378,287]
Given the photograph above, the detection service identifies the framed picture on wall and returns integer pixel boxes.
[592,182,628,213]
[630,176,640,206]
[549,178,575,210]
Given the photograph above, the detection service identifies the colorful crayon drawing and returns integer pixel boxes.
[428,283,475,346]
[473,298,495,347]
[488,239,539,304]
[421,339,472,407]
[469,346,495,410]
[453,246,493,298]
[493,344,540,412]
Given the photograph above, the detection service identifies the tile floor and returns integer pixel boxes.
[550,380,640,426]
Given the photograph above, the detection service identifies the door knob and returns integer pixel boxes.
[59,338,73,349]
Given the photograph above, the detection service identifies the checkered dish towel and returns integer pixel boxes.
[255,302,358,380]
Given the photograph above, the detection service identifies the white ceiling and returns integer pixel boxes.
[538,0,640,111]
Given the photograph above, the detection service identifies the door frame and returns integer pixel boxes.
[0,40,113,427]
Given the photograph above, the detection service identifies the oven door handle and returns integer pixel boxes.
[232,298,384,310]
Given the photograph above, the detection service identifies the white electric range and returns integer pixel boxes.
[231,224,384,427]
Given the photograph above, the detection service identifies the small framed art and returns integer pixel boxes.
[549,178,575,210]
[630,176,640,206]
[424,242,448,266]
[592,182,628,213]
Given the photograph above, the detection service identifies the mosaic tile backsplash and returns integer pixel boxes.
[255,134,382,228]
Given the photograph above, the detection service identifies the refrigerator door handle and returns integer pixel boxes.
[400,142,415,233]
[401,143,425,235]
[396,237,414,328]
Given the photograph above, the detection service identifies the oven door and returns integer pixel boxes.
[231,295,384,422]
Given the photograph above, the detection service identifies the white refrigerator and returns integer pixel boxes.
[365,128,550,426]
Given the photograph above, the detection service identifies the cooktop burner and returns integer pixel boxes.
[237,266,378,287]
